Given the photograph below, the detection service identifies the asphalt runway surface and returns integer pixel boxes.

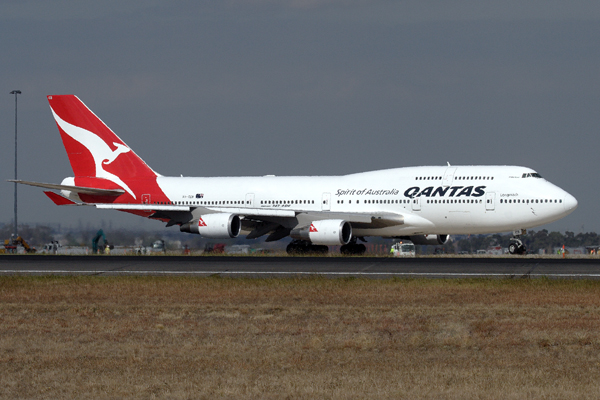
[1,255,600,279]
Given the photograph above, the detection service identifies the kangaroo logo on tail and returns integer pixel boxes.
[51,109,136,199]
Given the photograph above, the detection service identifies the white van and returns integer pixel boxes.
[390,241,416,257]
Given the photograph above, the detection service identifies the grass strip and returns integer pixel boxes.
[1,276,599,399]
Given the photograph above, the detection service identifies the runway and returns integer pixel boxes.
[1,255,600,279]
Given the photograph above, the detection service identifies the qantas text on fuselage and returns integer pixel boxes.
[10,95,578,255]
[335,186,486,198]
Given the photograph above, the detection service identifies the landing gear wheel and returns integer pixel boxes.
[508,239,526,255]
[508,230,527,256]
[340,243,367,256]
[354,244,366,255]
[311,245,329,254]
[286,241,329,255]
[286,241,307,255]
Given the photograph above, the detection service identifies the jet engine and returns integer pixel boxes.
[180,213,241,239]
[290,220,352,246]
[406,234,449,245]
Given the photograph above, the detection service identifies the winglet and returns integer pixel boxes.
[44,191,78,206]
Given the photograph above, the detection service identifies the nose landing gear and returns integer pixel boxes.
[508,229,527,255]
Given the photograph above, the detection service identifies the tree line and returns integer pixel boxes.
[450,230,599,254]
[2,223,598,254]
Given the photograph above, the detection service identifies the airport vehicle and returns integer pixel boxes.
[390,241,416,257]
[133,240,166,255]
[1,236,36,254]
[11,95,578,255]
[149,240,166,254]
[92,229,114,254]
[204,243,226,254]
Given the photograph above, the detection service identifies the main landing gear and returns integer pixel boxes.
[286,240,328,255]
[286,238,367,255]
[340,237,367,255]
[508,229,527,255]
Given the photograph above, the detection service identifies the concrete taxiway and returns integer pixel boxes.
[1,255,600,279]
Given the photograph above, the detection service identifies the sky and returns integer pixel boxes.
[1,0,599,234]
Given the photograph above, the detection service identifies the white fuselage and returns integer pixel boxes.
[155,165,577,237]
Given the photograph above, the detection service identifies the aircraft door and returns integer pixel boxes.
[142,194,151,204]
[245,193,254,207]
[443,167,457,187]
[322,193,331,211]
[485,192,495,211]
[411,196,421,211]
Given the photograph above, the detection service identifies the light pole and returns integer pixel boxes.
[9,90,21,237]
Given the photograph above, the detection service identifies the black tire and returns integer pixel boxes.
[508,243,517,255]
[354,244,366,255]
[310,245,329,254]
[286,243,303,255]
[340,243,366,256]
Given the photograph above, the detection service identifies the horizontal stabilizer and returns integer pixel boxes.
[44,191,79,206]
[8,179,125,196]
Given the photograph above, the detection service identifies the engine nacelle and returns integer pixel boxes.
[180,213,241,239]
[290,220,352,246]
[407,234,449,245]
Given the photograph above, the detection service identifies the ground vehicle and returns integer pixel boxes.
[1,236,36,254]
[150,240,166,253]
[133,240,166,254]
[204,243,225,254]
[390,241,416,257]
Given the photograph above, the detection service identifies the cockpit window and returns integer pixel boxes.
[522,172,543,178]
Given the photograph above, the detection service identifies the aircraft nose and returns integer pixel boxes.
[563,192,578,213]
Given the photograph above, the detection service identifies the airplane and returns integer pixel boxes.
[10,95,578,255]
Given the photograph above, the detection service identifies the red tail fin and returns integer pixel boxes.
[47,95,159,201]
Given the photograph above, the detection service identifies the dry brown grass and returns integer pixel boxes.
[1,276,600,399]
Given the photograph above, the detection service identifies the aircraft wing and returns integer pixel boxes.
[233,209,407,241]
[21,181,412,239]
[96,204,407,236]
